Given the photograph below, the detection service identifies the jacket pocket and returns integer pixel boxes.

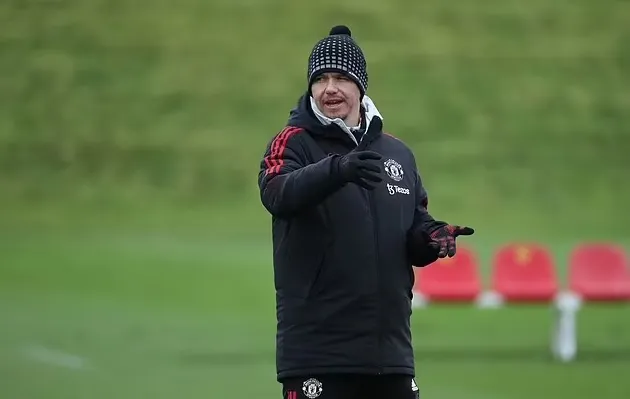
[302,238,333,299]
[275,217,330,299]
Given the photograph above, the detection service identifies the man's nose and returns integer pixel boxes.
[324,80,338,93]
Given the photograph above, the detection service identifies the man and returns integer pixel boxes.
[258,25,474,399]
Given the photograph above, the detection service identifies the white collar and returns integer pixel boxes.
[309,95,383,145]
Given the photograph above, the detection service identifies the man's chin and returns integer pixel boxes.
[322,110,347,120]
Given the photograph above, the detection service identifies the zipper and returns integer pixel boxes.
[367,189,384,374]
[357,121,384,374]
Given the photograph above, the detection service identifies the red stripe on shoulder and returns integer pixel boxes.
[264,126,302,177]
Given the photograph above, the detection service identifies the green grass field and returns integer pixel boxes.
[2,0,630,397]
[1,226,629,398]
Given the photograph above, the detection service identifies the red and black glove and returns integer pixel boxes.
[429,224,475,258]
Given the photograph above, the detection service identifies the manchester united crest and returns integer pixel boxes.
[384,159,404,182]
[302,378,323,398]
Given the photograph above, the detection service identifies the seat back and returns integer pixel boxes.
[415,246,481,302]
[569,243,630,301]
[492,243,558,302]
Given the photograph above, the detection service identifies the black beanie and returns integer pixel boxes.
[307,25,368,96]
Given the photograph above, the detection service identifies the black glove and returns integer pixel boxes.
[408,229,441,267]
[334,150,383,190]
[429,224,475,258]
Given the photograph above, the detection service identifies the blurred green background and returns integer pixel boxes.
[1,0,629,398]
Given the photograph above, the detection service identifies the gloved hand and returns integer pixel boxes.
[334,150,383,190]
[429,224,475,258]
[408,230,441,267]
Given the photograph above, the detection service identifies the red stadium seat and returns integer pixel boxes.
[492,243,558,302]
[414,246,481,302]
[568,243,630,301]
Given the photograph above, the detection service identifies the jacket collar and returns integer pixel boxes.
[308,95,383,145]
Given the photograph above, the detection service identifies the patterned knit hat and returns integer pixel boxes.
[307,25,368,96]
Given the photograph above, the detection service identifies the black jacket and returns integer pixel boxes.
[258,93,443,381]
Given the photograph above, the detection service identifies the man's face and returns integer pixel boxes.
[311,72,361,125]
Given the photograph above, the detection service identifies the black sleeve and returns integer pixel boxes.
[407,169,444,267]
[411,170,440,231]
[258,127,346,218]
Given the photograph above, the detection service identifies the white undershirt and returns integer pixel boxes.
[309,95,383,145]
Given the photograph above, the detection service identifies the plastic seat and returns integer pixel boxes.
[568,243,630,301]
[414,246,481,302]
[492,243,558,302]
